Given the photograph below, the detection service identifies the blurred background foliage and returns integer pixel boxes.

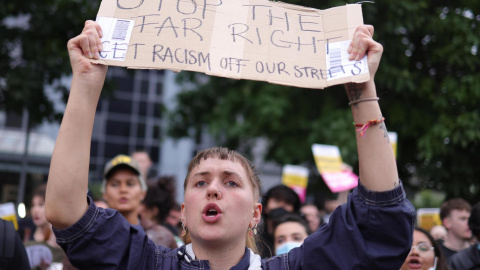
[1,0,479,201]
[1,0,101,123]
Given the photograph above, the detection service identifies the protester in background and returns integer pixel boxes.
[131,150,156,181]
[139,176,178,249]
[449,202,480,269]
[25,184,69,269]
[165,203,182,235]
[430,225,448,241]
[101,154,147,225]
[300,203,322,232]
[259,184,301,257]
[438,198,472,260]
[273,214,311,255]
[30,185,52,244]
[46,22,415,269]
[164,202,185,247]
[401,227,450,270]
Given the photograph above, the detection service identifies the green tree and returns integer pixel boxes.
[1,0,100,124]
[169,0,480,200]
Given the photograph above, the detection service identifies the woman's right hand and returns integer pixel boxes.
[67,20,108,84]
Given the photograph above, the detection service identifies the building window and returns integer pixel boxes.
[104,142,129,158]
[115,77,134,94]
[106,120,130,137]
[108,99,132,115]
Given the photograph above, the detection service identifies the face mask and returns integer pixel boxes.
[275,241,302,255]
[427,257,437,270]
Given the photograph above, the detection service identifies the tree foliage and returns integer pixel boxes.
[1,0,100,124]
[169,0,480,200]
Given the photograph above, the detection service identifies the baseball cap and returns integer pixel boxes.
[101,154,148,193]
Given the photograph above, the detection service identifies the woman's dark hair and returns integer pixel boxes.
[33,183,47,201]
[414,227,449,270]
[273,213,312,236]
[262,185,301,215]
[142,176,176,224]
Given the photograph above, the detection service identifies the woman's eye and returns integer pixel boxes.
[226,181,238,187]
[196,181,207,187]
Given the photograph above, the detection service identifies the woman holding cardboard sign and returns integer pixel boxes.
[45,20,414,269]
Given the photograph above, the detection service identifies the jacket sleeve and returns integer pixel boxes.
[52,197,152,270]
[282,181,415,270]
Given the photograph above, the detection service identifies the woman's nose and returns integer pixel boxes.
[206,184,222,199]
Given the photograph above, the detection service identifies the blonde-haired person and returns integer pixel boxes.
[45,21,414,269]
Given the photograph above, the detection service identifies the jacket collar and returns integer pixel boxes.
[177,244,262,270]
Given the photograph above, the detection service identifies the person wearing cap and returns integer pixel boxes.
[102,154,147,225]
[449,202,480,269]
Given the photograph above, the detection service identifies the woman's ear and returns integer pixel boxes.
[252,203,262,225]
[180,203,186,225]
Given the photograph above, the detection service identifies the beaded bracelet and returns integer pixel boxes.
[353,117,385,137]
[348,97,379,106]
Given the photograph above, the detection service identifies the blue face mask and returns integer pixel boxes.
[275,241,302,255]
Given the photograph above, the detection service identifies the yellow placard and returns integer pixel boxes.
[1,215,18,230]
[417,208,441,232]
[282,174,308,187]
[313,156,342,173]
[281,165,309,203]
[312,144,343,173]
[388,132,398,158]
[0,202,18,230]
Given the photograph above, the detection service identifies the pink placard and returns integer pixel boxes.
[288,185,307,203]
[321,171,358,193]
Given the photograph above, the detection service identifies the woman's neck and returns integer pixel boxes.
[33,223,49,242]
[121,210,139,225]
[192,239,247,270]
[444,234,470,251]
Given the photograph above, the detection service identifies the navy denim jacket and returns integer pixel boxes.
[54,181,414,270]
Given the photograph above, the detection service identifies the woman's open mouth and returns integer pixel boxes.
[202,203,223,223]
[407,258,421,269]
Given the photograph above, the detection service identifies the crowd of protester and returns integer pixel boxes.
[4,151,480,269]
[3,149,480,269]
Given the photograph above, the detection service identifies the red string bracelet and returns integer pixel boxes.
[353,117,385,137]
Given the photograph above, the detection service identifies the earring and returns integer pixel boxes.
[181,222,187,237]
[249,223,258,238]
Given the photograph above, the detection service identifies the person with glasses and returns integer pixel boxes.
[401,227,450,270]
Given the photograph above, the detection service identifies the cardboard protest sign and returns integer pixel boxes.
[92,0,369,89]
[312,144,358,192]
[417,208,442,232]
[281,164,309,203]
[0,202,18,230]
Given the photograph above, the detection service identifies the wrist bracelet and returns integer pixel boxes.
[353,117,385,137]
[348,97,379,106]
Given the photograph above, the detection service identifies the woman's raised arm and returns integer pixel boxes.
[346,25,399,192]
[46,21,108,229]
